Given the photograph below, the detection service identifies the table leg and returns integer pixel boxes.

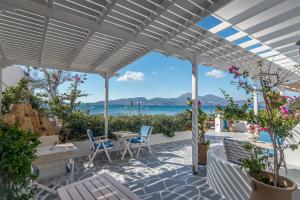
[121,137,134,159]
[121,137,127,160]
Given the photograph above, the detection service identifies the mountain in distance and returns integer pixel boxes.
[86,92,254,106]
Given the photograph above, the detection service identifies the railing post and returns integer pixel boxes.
[192,54,199,174]
[104,73,109,139]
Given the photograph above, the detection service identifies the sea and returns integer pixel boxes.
[78,104,217,116]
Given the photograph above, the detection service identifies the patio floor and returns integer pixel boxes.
[35,139,224,200]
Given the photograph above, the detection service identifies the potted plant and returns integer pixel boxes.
[217,89,249,132]
[0,121,40,199]
[187,98,209,165]
[228,61,299,200]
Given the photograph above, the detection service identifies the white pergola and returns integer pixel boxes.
[0,0,299,173]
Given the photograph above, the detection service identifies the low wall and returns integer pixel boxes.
[207,144,300,200]
[39,135,59,148]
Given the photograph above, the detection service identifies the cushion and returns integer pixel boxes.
[127,137,144,143]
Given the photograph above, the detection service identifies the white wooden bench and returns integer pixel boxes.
[57,173,141,200]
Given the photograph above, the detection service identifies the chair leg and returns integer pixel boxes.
[104,149,112,163]
[147,142,153,155]
[33,182,57,194]
[136,143,142,158]
[90,150,98,163]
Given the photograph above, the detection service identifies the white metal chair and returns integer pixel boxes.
[223,137,252,165]
[127,125,153,158]
[87,129,113,163]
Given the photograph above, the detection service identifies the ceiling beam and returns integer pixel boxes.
[0,58,108,75]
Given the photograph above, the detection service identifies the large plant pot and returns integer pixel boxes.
[228,121,235,132]
[198,143,209,165]
[250,171,297,200]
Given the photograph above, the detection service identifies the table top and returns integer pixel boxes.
[57,173,141,200]
[112,131,139,138]
[37,143,77,157]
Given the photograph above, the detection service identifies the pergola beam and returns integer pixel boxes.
[39,17,49,65]
[0,44,7,61]
[0,58,107,76]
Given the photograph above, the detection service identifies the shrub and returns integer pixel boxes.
[1,79,43,114]
[62,111,192,141]
[0,121,40,199]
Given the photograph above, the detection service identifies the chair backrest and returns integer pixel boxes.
[259,131,272,143]
[259,131,284,145]
[87,129,95,143]
[223,138,252,165]
[139,125,153,142]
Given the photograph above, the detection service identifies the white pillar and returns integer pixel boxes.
[253,81,258,116]
[104,73,109,139]
[192,54,199,174]
[279,87,285,96]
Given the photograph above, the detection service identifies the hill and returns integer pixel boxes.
[86,92,252,106]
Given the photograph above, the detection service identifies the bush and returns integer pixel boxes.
[1,79,43,114]
[62,111,192,141]
[0,121,40,199]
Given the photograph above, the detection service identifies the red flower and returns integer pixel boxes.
[259,127,269,131]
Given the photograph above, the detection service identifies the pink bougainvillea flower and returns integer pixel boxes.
[228,66,242,78]
[280,106,289,115]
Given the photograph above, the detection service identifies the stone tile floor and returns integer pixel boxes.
[35,139,224,200]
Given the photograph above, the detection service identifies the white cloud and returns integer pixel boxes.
[116,71,145,82]
[205,69,225,78]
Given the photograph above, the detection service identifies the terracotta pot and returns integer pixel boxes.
[228,121,235,132]
[250,171,297,200]
[228,126,235,132]
[198,143,209,165]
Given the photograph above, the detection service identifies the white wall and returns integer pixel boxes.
[1,65,26,91]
